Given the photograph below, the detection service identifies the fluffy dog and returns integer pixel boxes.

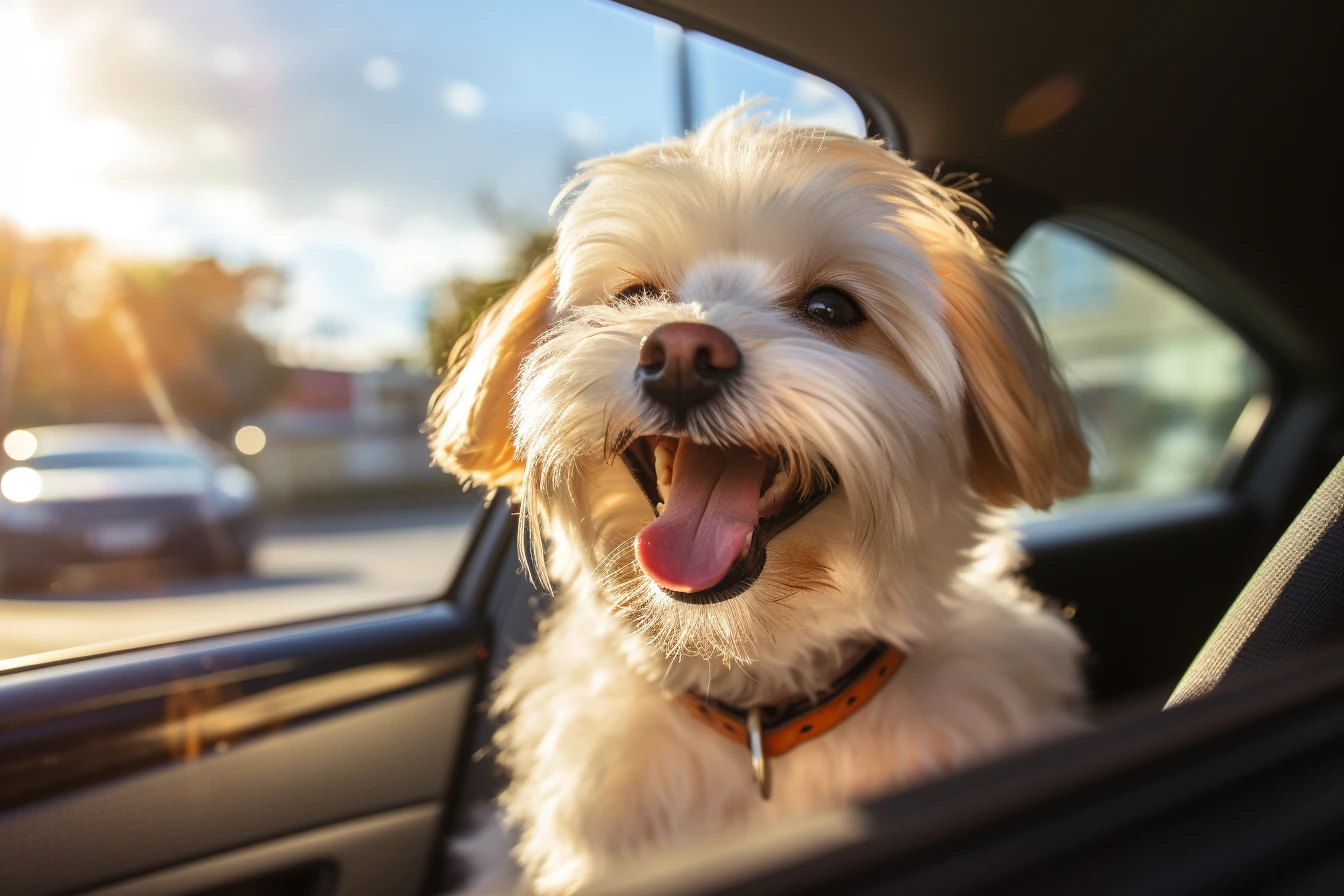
[431,109,1090,895]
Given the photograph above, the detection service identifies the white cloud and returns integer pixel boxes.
[193,121,239,160]
[441,80,485,118]
[107,187,507,296]
[261,210,509,369]
[127,17,166,53]
[363,56,401,91]
[211,45,250,79]
[371,214,506,296]
[329,190,382,227]
[62,6,113,49]
[562,110,605,147]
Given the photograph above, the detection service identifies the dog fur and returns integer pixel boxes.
[430,109,1090,895]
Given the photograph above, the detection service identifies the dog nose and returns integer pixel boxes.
[637,322,740,414]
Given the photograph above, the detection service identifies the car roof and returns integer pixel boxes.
[625,0,1341,374]
[15,425,212,459]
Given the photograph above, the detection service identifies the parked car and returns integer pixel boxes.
[0,425,260,591]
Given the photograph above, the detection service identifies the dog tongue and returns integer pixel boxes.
[636,441,768,593]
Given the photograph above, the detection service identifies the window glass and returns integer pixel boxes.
[0,0,865,664]
[1010,222,1269,507]
[685,31,866,134]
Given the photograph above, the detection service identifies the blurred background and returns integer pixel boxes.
[0,0,865,660]
[0,0,1264,663]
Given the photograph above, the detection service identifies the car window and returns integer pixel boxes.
[1009,221,1269,508]
[0,0,865,666]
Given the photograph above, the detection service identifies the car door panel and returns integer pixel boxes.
[0,603,483,896]
[82,803,438,896]
[1022,493,1261,703]
[1021,382,1342,705]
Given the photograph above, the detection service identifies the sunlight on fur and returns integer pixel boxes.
[431,106,1090,895]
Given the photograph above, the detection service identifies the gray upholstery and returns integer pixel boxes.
[1168,456,1344,707]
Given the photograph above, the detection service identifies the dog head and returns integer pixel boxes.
[431,110,1087,665]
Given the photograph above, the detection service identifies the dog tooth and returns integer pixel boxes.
[654,438,675,503]
[758,463,792,515]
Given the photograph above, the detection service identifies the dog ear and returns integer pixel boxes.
[429,255,555,490]
[937,255,1089,510]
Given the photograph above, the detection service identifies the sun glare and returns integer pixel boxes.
[0,4,151,240]
[0,5,72,220]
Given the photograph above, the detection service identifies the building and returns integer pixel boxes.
[240,365,459,504]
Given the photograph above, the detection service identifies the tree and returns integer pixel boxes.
[0,222,289,439]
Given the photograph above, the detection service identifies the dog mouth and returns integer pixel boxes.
[620,436,835,604]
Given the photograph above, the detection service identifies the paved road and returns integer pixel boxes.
[0,504,480,664]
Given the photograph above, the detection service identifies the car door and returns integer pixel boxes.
[0,597,485,896]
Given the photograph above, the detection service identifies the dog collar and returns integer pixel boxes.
[675,642,904,799]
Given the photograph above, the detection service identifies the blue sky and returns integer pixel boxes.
[0,0,863,370]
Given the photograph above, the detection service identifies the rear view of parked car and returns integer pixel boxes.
[0,425,259,591]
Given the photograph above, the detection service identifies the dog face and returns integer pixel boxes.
[431,111,1087,665]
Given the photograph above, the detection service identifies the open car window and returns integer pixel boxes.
[0,0,863,667]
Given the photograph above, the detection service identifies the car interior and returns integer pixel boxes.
[0,1,1340,894]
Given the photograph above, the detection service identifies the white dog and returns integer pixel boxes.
[431,109,1090,895]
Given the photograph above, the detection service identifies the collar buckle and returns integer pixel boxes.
[746,707,770,800]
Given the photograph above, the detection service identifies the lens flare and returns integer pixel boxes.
[234,425,266,455]
[1003,74,1083,136]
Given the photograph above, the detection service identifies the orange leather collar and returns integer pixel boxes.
[676,643,904,757]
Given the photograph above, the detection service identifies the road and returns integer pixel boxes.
[0,504,480,665]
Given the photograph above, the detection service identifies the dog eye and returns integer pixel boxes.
[612,282,661,304]
[802,288,865,328]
